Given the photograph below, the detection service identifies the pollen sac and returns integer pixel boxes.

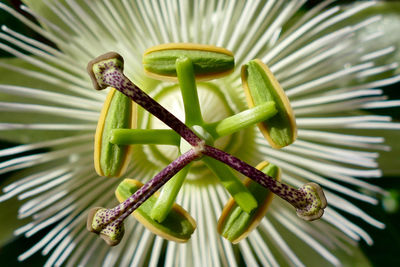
[296,182,327,221]
[87,52,124,90]
[217,161,280,244]
[94,88,136,177]
[143,43,235,82]
[115,179,197,243]
[242,59,297,149]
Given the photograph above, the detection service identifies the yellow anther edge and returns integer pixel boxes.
[217,161,281,244]
[143,43,234,82]
[143,43,234,57]
[242,59,297,149]
[144,68,235,82]
[115,179,197,243]
[94,88,136,177]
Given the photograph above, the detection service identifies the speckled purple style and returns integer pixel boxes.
[87,54,202,146]
[87,52,327,246]
[89,148,201,241]
[203,145,325,213]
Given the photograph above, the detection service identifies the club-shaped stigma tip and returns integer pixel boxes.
[296,182,327,221]
[99,222,125,246]
[86,206,125,246]
[86,207,104,233]
[87,52,124,90]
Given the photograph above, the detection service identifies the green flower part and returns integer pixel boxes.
[86,51,326,247]
[143,43,235,82]
[86,207,125,246]
[115,179,196,242]
[242,59,297,149]
[218,161,281,244]
[296,182,327,221]
[94,88,135,177]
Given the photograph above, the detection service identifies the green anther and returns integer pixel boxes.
[115,179,196,242]
[143,43,235,82]
[217,161,280,244]
[242,59,297,149]
[94,88,135,177]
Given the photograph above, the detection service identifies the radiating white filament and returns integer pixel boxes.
[0,0,398,266]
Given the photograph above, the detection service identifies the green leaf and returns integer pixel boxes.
[373,129,400,176]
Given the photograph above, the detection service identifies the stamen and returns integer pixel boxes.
[86,46,327,247]
[242,59,297,148]
[87,149,201,245]
[115,178,196,242]
[87,52,202,146]
[218,161,281,243]
[203,145,327,221]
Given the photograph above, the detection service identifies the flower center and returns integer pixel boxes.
[86,49,327,247]
[145,82,244,180]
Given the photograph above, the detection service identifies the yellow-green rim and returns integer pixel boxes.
[115,179,197,243]
[94,88,136,177]
[217,161,281,244]
[143,43,234,82]
[241,59,297,149]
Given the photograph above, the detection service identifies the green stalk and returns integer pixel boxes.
[202,157,257,213]
[175,56,260,215]
[204,101,277,139]
[176,56,203,126]
[110,129,180,145]
[150,57,203,222]
[150,165,191,223]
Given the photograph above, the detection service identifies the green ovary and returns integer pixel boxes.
[145,82,250,180]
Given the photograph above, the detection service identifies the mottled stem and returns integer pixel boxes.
[204,145,304,207]
[106,71,201,145]
[87,52,202,146]
[117,149,200,221]
[87,148,202,245]
[203,145,326,220]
